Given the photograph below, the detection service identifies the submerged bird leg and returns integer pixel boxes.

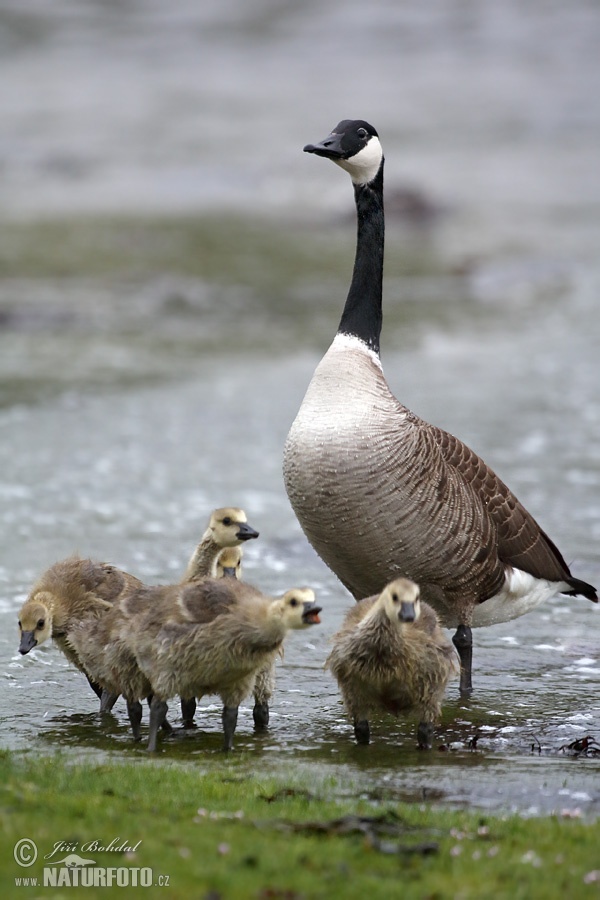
[222,705,239,751]
[453,624,473,695]
[180,696,197,728]
[253,701,269,730]
[417,720,435,750]
[99,688,119,713]
[126,700,144,741]
[147,697,169,752]
[353,718,370,745]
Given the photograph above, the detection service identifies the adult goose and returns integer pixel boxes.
[283,118,597,694]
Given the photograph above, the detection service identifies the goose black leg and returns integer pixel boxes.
[253,701,269,730]
[181,696,197,728]
[222,705,239,751]
[453,624,473,695]
[147,697,169,752]
[417,721,434,750]
[126,700,143,741]
[354,718,370,744]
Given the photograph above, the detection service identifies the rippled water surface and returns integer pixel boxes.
[1,0,599,818]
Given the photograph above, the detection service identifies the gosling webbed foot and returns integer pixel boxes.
[453,624,473,695]
[253,701,269,730]
[180,696,197,729]
[222,705,239,751]
[147,697,169,752]
[354,719,370,744]
[417,721,434,750]
[126,700,143,742]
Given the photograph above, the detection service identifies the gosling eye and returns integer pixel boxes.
[289,597,299,607]
[391,593,399,604]
[37,619,45,630]
[18,620,21,629]
[357,127,368,139]
[222,517,232,526]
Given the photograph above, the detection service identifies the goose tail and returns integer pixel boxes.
[562,576,598,602]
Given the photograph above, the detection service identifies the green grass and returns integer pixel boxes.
[0,751,598,899]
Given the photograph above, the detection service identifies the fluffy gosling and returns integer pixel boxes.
[127,578,321,751]
[326,578,458,749]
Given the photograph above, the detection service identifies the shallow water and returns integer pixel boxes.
[1,0,600,818]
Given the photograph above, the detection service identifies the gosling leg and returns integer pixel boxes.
[253,701,269,730]
[354,718,370,745]
[417,721,434,750]
[222,705,239,751]
[181,696,197,728]
[99,689,119,713]
[145,695,173,733]
[126,700,143,741]
[87,676,104,700]
[453,624,473,695]
[147,697,169,752]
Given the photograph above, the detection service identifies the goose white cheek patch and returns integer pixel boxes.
[335,136,383,185]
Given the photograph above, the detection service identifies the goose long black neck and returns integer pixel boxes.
[337,163,384,355]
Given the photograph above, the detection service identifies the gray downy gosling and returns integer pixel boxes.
[17,556,143,705]
[326,578,459,749]
[126,578,322,752]
[179,507,259,728]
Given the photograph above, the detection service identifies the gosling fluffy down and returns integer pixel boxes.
[326,578,458,748]
[124,577,321,751]
[17,556,143,700]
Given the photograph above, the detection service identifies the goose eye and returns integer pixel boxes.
[222,517,232,526]
[37,619,45,629]
[357,127,367,138]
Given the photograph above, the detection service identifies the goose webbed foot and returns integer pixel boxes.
[181,696,197,729]
[126,700,143,742]
[147,697,169,752]
[453,624,473,695]
[222,705,239,751]
[253,701,269,730]
[417,721,434,750]
[354,719,370,744]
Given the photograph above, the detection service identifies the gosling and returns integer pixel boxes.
[69,512,257,739]
[179,507,259,728]
[212,546,278,730]
[126,578,322,752]
[181,507,258,582]
[17,556,143,703]
[326,578,458,749]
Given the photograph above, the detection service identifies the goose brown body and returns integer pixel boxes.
[326,578,458,747]
[283,119,597,693]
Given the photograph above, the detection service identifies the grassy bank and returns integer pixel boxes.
[0,751,598,899]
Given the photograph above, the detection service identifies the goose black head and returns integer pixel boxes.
[304,119,383,185]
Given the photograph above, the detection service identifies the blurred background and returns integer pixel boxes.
[0,0,599,812]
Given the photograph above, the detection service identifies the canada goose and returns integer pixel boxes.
[283,119,597,694]
[125,578,321,751]
[326,578,459,748]
[17,557,143,702]
[180,507,258,728]
[182,507,259,582]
